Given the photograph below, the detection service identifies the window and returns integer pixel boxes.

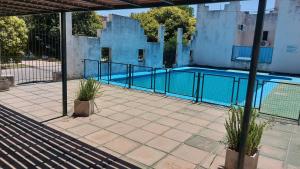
[138,49,144,62]
[238,24,245,31]
[189,50,193,62]
[262,31,269,41]
[101,47,111,62]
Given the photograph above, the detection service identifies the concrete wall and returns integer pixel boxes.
[185,0,300,74]
[236,11,278,46]
[268,0,300,74]
[66,14,165,78]
[175,28,191,67]
[191,2,240,68]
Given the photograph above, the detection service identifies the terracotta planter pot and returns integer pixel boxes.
[52,72,62,82]
[0,78,10,91]
[225,149,259,169]
[74,99,94,117]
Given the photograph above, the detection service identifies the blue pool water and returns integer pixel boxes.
[97,67,297,108]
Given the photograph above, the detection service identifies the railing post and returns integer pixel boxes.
[258,81,265,111]
[235,78,241,105]
[107,61,110,84]
[150,67,153,89]
[97,60,100,81]
[128,64,132,89]
[192,72,196,98]
[83,59,86,79]
[298,111,300,125]
[153,68,156,93]
[164,69,168,94]
[168,70,171,92]
[99,61,102,80]
[230,77,236,105]
[200,74,205,102]
[195,72,201,103]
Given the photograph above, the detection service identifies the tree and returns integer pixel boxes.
[131,6,196,42]
[131,6,196,67]
[0,16,28,63]
[72,11,103,37]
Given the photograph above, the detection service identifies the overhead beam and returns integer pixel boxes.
[81,0,114,9]
[0,0,59,11]
[115,0,141,7]
[160,0,174,5]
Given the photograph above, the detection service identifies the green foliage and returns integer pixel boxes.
[131,6,196,42]
[72,11,103,37]
[23,12,103,37]
[77,78,101,101]
[224,106,269,156]
[0,16,28,63]
[164,37,177,68]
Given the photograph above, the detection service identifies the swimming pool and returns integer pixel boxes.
[84,60,300,120]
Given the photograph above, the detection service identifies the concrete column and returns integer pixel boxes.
[158,25,165,67]
[176,28,183,67]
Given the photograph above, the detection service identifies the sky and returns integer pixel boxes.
[97,0,276,17]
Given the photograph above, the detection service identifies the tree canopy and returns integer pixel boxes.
[131,6,196,42]
[23,11,103,37]
[0,16,28,62]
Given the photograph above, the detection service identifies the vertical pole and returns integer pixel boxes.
[153,68,156,93]
[128,64,132,88]
[238,1,267,169]
[97,60,100,81]
[60,12,68,116]
[83,59,86,79]
[195,73,201,103]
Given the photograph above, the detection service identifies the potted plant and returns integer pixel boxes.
[0,77,10,91]
[74,78,101,117]
[224,106,269,169]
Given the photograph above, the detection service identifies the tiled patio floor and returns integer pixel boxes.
[0,80,299,169]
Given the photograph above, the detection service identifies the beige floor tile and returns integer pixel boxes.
[97,108,118,117]
[188,118,211,127]
[176,122,203,134]
[90,117,117,128]
[171,144,209,164]
[147,136,180,153]
[139,113,162,121]
[258,156,284,169]
[156,117,181,127]
[126,129,157,143]
[108,112,132,121]
[67,124,100,137]
[85,130,118,145]
[142,122,170,135]
[127,146,166,166]
[198,128,225,141]
[123,108,146,116]
[124,117,150,127]
[109,104,130,112]
[104,137,140,155]
[155,155,196,169]
[168,113,191,121]
[52,118,85,129]
[163,129,192,142]
[107,122,135,135]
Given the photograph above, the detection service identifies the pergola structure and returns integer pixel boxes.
[0,0,267,168]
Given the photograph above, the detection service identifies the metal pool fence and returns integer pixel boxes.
[84,59,300,124]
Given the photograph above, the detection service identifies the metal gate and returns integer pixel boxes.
[0,15,61,85]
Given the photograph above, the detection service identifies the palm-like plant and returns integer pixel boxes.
[76,78,101,101]
[224,106,269,156]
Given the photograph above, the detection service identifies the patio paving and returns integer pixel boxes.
[0,80,300,169]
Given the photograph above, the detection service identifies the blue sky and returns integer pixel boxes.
[97,0,275,17]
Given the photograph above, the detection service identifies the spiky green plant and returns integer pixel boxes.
[76,78,101,101]
[224,106,269,156]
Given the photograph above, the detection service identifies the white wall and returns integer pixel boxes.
[99,14,164,68]
[191,2,240,68]
[269,0,300,74]
[66,14,165,79]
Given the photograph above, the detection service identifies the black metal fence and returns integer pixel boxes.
[0,32,61,84]
[84,59,300,123]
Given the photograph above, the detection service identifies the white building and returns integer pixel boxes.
[177,0,300,75]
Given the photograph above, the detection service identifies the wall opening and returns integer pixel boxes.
[138,49,145,62]
[262,31,269,41]
[101,47,111,62]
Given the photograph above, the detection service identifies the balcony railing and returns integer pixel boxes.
[231,45,273,64]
